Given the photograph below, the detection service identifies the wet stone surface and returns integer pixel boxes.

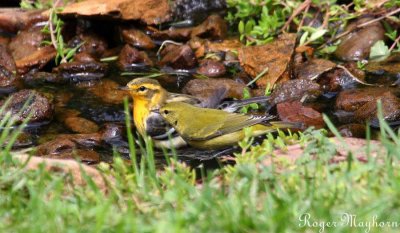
[0,89,54,124]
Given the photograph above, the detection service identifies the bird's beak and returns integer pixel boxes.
[117,86,130,91]
[151,108,160,113]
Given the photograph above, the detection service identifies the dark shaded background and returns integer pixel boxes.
[0,0,20,7]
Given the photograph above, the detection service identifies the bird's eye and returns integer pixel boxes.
[163,110,169,114]
[138,86,147,92]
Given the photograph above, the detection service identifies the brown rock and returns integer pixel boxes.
[354,91,400,123]
[191,38,242,57]
[0,65,18,94]
[269,79,322,105]
[23,71,64,85]
[64,117,99,134]
[159,44,197,69]
[36,137,100,164]
[183,78,247,108]
[319,68,360,92]
[117,44,153,71]
[151,27,193,41]
[68,33,108,58]
[15,46,56,74]
[54,60,108,82]
[0,89,54,123]
[191,14,227,40]
[365,53,400,81]
[58,0,171,25]
[277,101,324,129]
[0,9,47,33]
[121,28,155,50]
[73,52,97,63]
[0,44,16,72]
[8,26,48,60]
[335,88,392,112]
[334,17,385,61]
[87,79,129,105]
[296,58,336,80]
[196,59,226,77]
[239,33,296,87]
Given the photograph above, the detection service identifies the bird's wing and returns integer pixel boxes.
[182,111,270,141]
[167,92,201,105]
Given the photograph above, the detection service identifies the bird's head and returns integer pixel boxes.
[123,78,167,104]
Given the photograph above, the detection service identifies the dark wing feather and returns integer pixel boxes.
[145,112,178,140]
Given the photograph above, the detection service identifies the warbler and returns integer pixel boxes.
[159,102,301,149]
[123,78,270,148]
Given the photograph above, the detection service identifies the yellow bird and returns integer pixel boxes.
[159,102,301,149]
[123,78,270,149]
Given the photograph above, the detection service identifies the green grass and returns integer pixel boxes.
[1,101,400,232]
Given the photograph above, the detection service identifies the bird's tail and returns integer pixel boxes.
[218,96,271,112]
[269,121,305,130]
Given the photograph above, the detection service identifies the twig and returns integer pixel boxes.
[321,6,330,29]
[297,3,311,32]
[320,7,400,48]
[389,34,400,52]
[281,0,312,32]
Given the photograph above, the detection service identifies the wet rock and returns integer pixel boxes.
[15,46,56,74]
[73,52,97,63]
[159,44,197,69]
[269,79,322,105]
[117,44,153,71]
[59,0,172,25]
[100,123,126,144]
[151,27,193,41]
[55,108,80,123]
[365,53,400,84]
[338,124,366,138]
[0,44,16,72]
[68,133,102,147]
[191,38,242,58]
[68,33,108,58]
[0,89,54,123]
[87,79,129,105]
[54,60,108,82]
[277,101,324,129]
[0,65,18,94]
[318,68,359,92]
[0,9,47,33]
[8,26,48,61]
[191,14,227,40]
[196,59,226,77]
[8,26,55,74]
[239,33,296,87]
[121,28,155,50]
[296,59,336,80]
[334,17,385,61]
[23,71,64,86]
[183,78,247,108]
[334,88,395,112]
[354,91,400,123]
[64,117,99,134]
[171,0,226,23]
[6,132,34,149]
[36,136,100,164]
